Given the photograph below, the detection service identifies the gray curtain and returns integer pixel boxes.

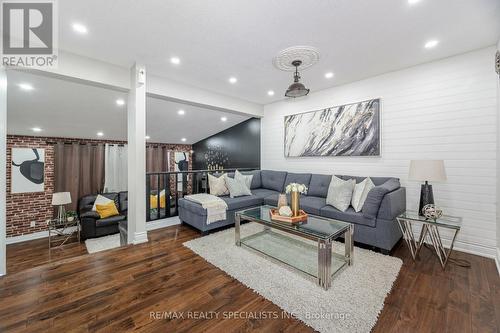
[54,142,105,211]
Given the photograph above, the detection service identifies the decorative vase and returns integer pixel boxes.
[277,194,288,209]
[67,216,74,222]
[290,191,300,217]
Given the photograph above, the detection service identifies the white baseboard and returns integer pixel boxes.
[132,231,149,245]
[6,227,78,245]
[146,216,181,231]
[495,248,500,276]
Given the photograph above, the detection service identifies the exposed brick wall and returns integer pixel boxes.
[6,135,192,238]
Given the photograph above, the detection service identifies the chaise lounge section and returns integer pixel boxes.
[178,170,405,252]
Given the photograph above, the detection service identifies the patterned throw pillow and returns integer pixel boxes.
[351,177,376,212]
[208,173,229,196]
[92,194,113,211]
[326,176,355,212]
[234,170,253,191]
[225,175,252,198]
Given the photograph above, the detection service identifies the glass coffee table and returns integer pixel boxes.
[235,205,354,290]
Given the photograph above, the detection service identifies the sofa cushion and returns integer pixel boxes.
[320,206,376,228]
[283,173,312,193]
[234,170,253,191]
[220,195,263,211]
[178,198,207,216]
[261,170,287,192]
[308,174,332,198]
[362,178,401,219]
[351,177,375,212]
[118,191,128,213]
[251,188,280,200]
[96,214,126,227]
[299,196,327,215]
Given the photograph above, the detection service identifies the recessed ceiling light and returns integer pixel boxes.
[31,127,42,132]
[72,23,88,34]
[116,99,125,106]
[324,72,334,79]
[145,135,151,140]
[170,57,180,65]
[177,109,185,115]
[97,132,104,137]
[228,77,237,84]
[267,90,275,96]
[18,83,34,91]
[424,39,439,49]
[181,138,187,142]
[221,116,228,122]
[408,0,421,4]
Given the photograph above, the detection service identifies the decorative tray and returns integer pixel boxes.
[269,208,308,224]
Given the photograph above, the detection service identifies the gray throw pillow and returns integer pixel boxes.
[326,176,355,212]
[235,170,253,191]
[225,175,252,198]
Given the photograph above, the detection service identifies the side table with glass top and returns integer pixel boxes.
[47,218,81,250]
[396,211,461,269]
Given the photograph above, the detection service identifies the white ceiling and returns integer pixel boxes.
[57,0,500,104]
[6,70,249,143]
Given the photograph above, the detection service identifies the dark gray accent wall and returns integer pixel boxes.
[192,118,260,170]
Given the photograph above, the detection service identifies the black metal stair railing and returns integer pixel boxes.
[146,168,258,221]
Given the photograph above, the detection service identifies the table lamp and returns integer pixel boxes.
[408,160,447,216]
[52,192,72,223]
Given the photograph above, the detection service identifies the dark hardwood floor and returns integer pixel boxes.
[1,224,499,332]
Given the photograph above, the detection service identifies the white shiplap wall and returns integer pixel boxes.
[262,47,498,258]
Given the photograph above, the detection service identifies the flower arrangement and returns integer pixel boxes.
[285,183,308,194]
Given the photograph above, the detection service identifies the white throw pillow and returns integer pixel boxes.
[225,175,252,198]
[92,194,113,211]
[234,170,253,191]
[326,176,355,212]
[208,173,229,196]
[351,177,375,212]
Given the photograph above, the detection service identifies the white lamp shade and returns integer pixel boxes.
[409,160,447,182]
[52,192,72,205]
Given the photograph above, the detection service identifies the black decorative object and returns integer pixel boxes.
[285,60,310,98]
[418,181,435,216]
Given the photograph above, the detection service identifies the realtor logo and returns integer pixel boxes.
[1,0,58,68]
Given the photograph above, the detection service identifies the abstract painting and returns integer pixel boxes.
[11,148,45,193]
[284,98,380,157]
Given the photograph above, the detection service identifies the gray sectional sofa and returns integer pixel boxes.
[178,170,405,252]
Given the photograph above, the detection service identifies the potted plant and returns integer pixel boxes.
[285,183,308,216]
[66,210,77,222]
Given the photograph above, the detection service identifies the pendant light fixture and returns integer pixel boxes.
[285,60,310,98]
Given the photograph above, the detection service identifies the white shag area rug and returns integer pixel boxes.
[85,234,121,253]
[183,223,402,333]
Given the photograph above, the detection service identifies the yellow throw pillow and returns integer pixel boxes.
[95,201,119,219]
[150,193,166,209]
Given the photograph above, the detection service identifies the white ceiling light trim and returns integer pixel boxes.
[181,137,187,142]
[220,116,227,122]
[267,90,275,96]
[228,77,238,84]
[115,99,125,106]
[273,46,320,71]
[31,127,42,132]
[18,83,34,91]
[97,131,104,137]
[170,57,180,65]
[424,39,439,49]
[408,0,421,5]
[177,109,185,115]
[324,72,334,79]
[72,23,88,34]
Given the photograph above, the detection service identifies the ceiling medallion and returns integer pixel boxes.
[273,46,320,71]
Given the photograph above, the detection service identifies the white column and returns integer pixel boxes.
[0,68,6,275]
[127,63,148,245]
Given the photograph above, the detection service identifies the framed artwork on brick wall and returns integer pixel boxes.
[11,148,45,193]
